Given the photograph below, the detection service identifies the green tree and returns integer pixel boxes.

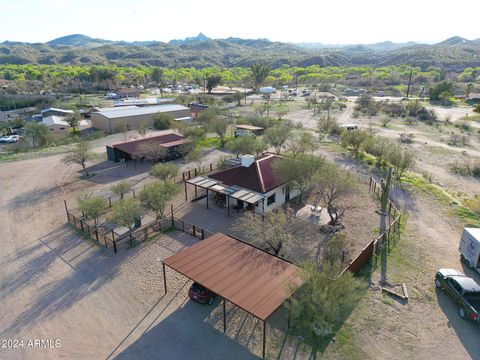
[24,122,50,148]
[287,131,319,156]
[250,63,271,90]
[363,136,393,166]
[429,81,453,102]
[63,141,94,176]
[289,262,366,352]
[340,129,370,155]
[153,113,174,130]
[152,163,179,182]
[65,110,81,133]
[264,125,292,154]
[151,67,164,84]
[111,181,132,200]
[273,154,325,203]
[77,193,107,227]
[387,145,416,181]
[186,148,204,171]
[226,136,266,156]
[110,198,143,247]
[140,181,179,221]
[137,122,147,138]
[206,74,222,93]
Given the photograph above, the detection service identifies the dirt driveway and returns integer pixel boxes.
[0,154,260,360]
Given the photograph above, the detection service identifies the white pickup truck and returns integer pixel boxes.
[459,227,480,273]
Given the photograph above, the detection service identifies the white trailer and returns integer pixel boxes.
[459,227,480,272]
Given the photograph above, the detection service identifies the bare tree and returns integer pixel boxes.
[63,141,95,177]
[311,163,356,226]
[232,208,306,260]
[134,141,167,162]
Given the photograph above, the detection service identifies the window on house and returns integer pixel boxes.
[267,193,276,206]
[59,127,65,130]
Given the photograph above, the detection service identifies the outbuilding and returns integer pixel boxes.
[232,124,264,138]
[91,105,192,134]
[106,132,191,162]
[42,115,69,136]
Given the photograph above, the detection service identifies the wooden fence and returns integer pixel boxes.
[342,176,402,275]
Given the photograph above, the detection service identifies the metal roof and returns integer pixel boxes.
[42,115,69,127]
[233,124,264,131]
[96,104,190,119]
[465,227,480,240]
[41,107,74,115]
[186,176,266,204]
[164,233,304,320]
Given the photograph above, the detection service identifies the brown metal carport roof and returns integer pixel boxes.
[163,232,304,321]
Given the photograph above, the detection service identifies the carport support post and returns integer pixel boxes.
[206,189,209,209]
[227,196,230,217]
[223,298,226,333]
[163,263,167,294]
[262,319,267,358]
[184,180,188,202]
[64,200,69,221]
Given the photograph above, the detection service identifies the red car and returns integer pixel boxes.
[188,282,216,305]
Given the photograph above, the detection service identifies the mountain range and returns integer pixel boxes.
[1,33,480,70]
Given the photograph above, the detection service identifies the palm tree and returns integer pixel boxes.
[250,63,271,90]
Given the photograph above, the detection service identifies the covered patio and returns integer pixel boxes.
[162,233,304,358]
[184,176,266,217]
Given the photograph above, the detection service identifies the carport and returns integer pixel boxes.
[162,233,304,358]
[185,175,266,217]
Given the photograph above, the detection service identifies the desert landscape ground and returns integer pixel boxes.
[1,91,480,360]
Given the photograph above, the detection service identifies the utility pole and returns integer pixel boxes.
[380,167,392,285]
[406,69,413,98]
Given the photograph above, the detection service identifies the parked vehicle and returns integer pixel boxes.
[188,282,216,305]
[435,268,480,322]
[0,135,19,143]
[459,227,480,273]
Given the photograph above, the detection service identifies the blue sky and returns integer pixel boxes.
[1,0,479,44]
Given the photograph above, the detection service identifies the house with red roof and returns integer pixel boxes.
[186,154,299,215]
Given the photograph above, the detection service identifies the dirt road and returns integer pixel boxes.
[0,154,258,360]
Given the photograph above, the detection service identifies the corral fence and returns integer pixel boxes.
[65,201,213,253]
[342,176,402,275]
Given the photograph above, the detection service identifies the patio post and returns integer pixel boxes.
[163,262,167,294]
[223,298,227,333]
[227,196,230,217]
[206,189,209,209]
[262,198,266,221]
[184,180,188,202]
[262,319,267,358]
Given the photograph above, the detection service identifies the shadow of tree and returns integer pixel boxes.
[0,224,123,337]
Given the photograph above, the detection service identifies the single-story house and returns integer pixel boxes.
[106,132,192,162]
[91,105,192,134]
[41,107,74,118]
[232,124,264,138]
[467,93,480,104]
[188,102,209,119]
[186,154,299,215]
[42,115,69,135]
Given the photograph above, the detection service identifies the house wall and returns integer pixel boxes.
[255,185,300,213]
[47,124,68,136]
[91,108,191,133]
